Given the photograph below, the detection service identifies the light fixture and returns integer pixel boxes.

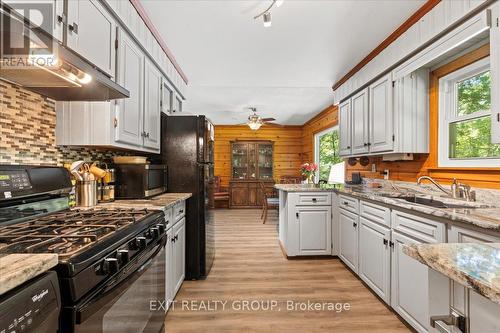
[254,0,284,27]
[263,12,272,28]
[248,121,263,130]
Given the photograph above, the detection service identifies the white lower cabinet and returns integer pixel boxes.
[295,206,332,255]
[165,204,186,312]
[338,208,358,273]
[358,217,391,304]
[165,226,174,309]
[391,230,430,333]
[172,217,186,296]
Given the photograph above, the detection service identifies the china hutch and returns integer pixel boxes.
[229,141,275,208]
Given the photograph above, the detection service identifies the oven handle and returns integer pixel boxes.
[75,236,167,324]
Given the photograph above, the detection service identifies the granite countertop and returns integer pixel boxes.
[78,193,192,212]
[0,254,58,296]
[403,243,500,305]
[275,183,500,231]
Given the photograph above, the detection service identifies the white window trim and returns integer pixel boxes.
[438,56,500,167]
[314,126,339,182]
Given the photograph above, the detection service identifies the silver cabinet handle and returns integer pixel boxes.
[430,311,466,333]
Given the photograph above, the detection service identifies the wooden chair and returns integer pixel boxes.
[213,176,230,208]
[259,181,279,224]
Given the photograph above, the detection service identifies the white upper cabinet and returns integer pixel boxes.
[393,69,429,154]
[115,29,144,147]
[143,58,162,149]
[351,88,369,155]
[162,79,174,114]
[369,74,394,153]
[66,0,116,77]
[339,100,352,156]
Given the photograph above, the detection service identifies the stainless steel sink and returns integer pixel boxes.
[375,192,490,209]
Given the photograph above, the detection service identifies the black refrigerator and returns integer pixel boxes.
[161,114,215,279]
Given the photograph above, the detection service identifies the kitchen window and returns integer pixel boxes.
[314,126,342,182]
[439,57,500,167]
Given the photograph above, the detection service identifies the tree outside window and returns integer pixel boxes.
[315,128,342,182]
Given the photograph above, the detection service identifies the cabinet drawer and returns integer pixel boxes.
[297,193,331,206]
[338,195,358,214]
[173,201,186,221]
[359,200,391,227]
[392,210,445,243]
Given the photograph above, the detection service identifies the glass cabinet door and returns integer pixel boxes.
[248,144,257,179]
[232,143,248,179]
[258,144,273,180]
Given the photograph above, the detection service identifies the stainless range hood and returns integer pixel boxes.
[0,3,129,101]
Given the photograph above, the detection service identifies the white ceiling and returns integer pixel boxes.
[140,0,425,125]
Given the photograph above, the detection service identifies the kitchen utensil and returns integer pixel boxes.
[103,168,115,183]
[113,156,148,164]
[89,162,107,179]
[76,180,98,207]
[71,170,84,181]
[70,160,85,173]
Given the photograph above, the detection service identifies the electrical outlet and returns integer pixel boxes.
[383,170,390,180]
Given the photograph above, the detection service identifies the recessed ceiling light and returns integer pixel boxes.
[276,0,284,7]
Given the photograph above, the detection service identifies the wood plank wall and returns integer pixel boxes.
[214,125,303,187]
[301,105,339,163]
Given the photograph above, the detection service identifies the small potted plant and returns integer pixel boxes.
[300,162,318,185]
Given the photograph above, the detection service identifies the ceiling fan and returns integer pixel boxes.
[243,107,278,130]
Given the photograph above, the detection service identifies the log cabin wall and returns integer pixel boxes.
[301,105,338,164]
[214,125,303,187]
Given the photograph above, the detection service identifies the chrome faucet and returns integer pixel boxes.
[417,176,451,196]
[417,176,476,201]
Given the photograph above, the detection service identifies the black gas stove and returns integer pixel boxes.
[0,165,167,333]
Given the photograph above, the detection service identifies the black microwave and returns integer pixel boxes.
[115,164,167,199]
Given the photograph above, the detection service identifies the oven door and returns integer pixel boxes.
[71,238,167,333]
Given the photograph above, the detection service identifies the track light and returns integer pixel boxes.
[263,12,272,28]
[254,0,284,27]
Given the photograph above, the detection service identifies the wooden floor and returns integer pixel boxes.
[165,209,411,333]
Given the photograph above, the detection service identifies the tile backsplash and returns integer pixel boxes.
[0,80,138,166]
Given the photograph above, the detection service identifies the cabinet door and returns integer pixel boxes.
[339,209,358,273]
[115,29,144,147]
[469,290,500,333]
[295,206,332,255]
[448,225,500,316]
[173,218,186,296]
[230,183,248,206]
[351,88,369,155]
[358,217,391,304]
[143,59,162,150]
[165,227,174,310]
[391,231,430,333]
[66,0,116,76]
[162,78,174,115]
[369,74,394,153]
[339,99,352,156]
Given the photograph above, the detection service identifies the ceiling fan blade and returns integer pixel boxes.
[262,122,283,127]
[260,118,276,122]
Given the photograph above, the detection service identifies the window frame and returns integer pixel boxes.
[314,126,339,182]
[438,56,500,167]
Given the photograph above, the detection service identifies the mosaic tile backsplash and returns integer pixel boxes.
[0,80,138,166]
